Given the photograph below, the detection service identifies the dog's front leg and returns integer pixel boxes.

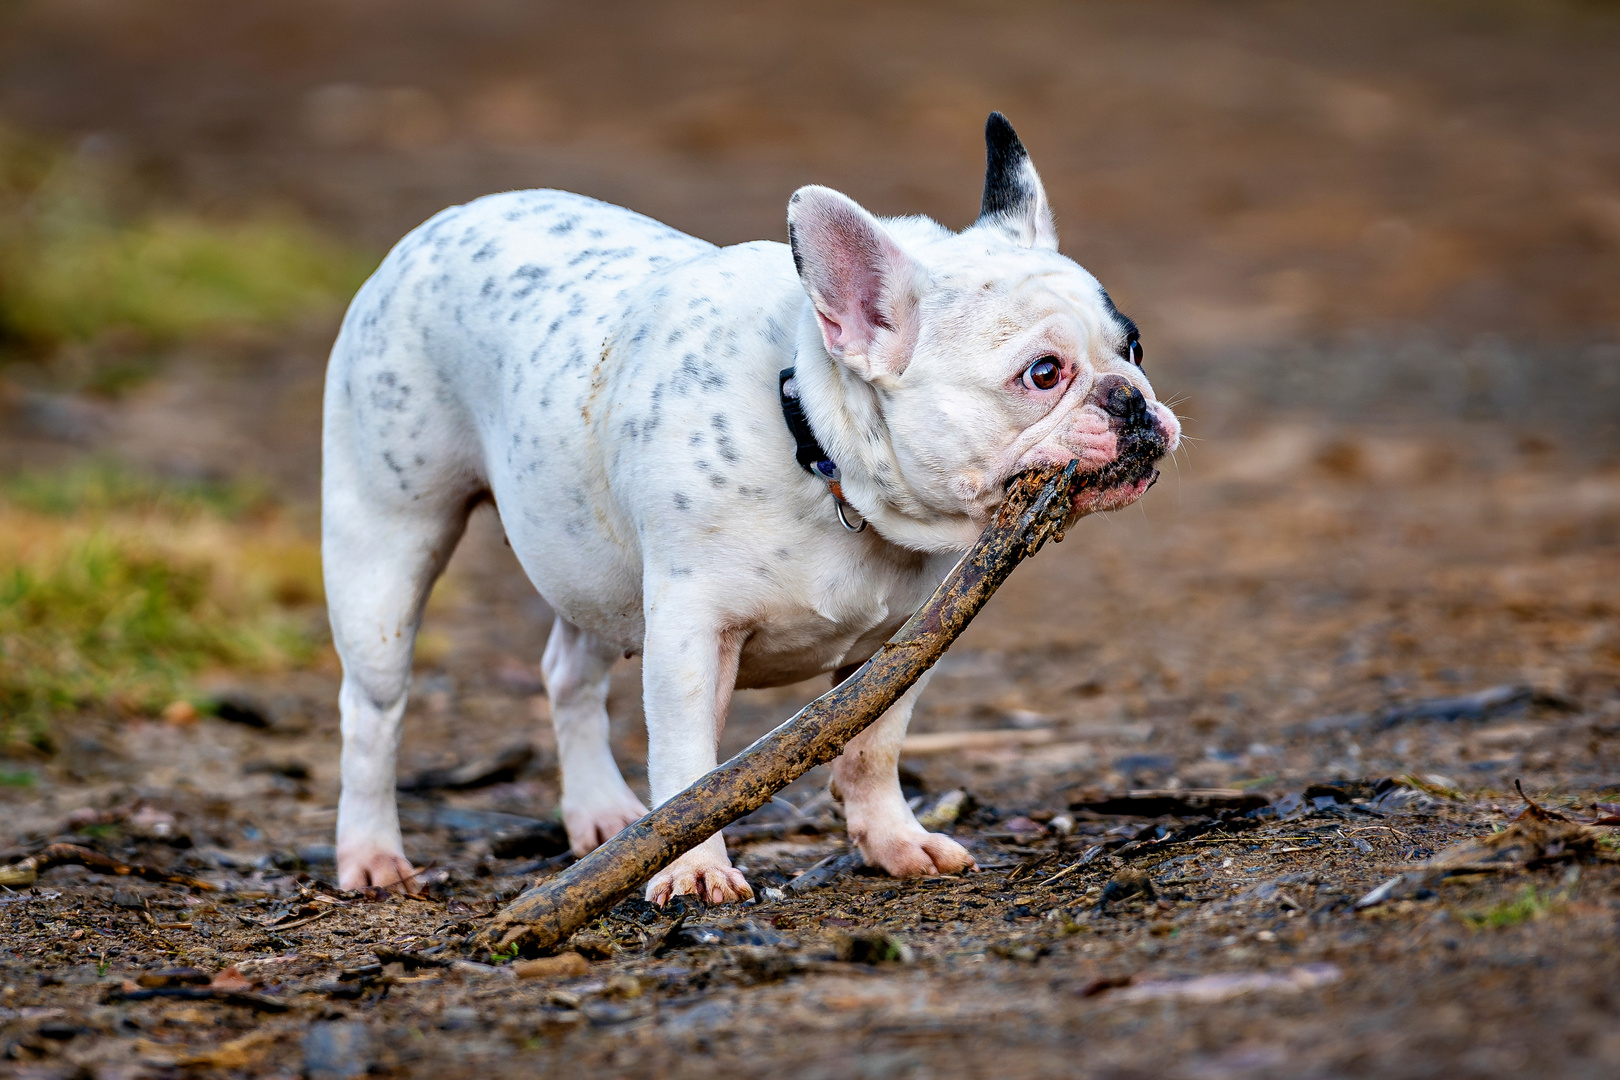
[830,669,977,878]
[640,602,753,906]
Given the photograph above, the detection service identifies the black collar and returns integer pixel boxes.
[779,367,836,479]
[779,367,866,531]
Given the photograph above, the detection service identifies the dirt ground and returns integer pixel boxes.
[3,2,1620,1078]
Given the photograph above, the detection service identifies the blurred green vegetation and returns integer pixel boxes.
[2,459,275,520]
[0,124,371,370]
[1459,884,1556,930]
[0,462,325,753]
[0,122,353,751]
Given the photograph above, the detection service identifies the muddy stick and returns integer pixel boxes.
[0,843,217,890]
[474,459,1118,954]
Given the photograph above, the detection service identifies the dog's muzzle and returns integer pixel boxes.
[1075,374,1170,499]
[1093,374,1151,431]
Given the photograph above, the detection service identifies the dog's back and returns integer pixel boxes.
[324,189,714,506]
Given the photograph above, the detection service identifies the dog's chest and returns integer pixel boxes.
[732,548,948,688]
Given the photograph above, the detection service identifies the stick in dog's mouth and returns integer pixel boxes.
[1040,425,1170,519]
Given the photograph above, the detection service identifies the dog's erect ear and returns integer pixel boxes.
[975,112,1057,250]
[788,185,926,381]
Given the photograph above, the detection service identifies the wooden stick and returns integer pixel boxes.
[473,456,1148,954]
[0,843,216,890]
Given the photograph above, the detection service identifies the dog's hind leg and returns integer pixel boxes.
[541,617,648,856]
[323,418,478,892]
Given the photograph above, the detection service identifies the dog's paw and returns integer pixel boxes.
[562,791,649,858]
[336,845,421,894]
[859,829,976,879]
[645,849,754,907]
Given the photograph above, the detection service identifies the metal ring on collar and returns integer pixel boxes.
[835,500,867,533]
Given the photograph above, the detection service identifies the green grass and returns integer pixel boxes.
[2,460,275,521]
[0,123,371,365]
[0,463,326,753]
[1459,885,1553,930]
[1,211,371,349]
[0,530,312,749]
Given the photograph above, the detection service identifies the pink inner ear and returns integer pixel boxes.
[803,207,899,356]
[816,310,851,351]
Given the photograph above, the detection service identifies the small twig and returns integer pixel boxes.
[1342,825,1415,842]
[103,986,290,1012]
[1515,779,1575,823]
[1006,852,1059,883]
[268,908,336,932]
[722,820,824,843]
[770,795,811,820]
[1168,835,1316,847]
[242,906,339,932]
[1037,845,1108,887]
[0,844,215,890]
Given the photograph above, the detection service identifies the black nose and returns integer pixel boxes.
[1100,378,1149,426]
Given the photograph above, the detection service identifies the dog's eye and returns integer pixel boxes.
[1123,337,1144,367]
[1022,357,1062,391]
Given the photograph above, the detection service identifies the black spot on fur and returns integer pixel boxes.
[510,265,549,299]
[369,372,411,413]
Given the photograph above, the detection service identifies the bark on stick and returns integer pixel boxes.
[473,459,1119,954]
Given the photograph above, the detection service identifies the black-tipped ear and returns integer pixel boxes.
[980,112,1029,219]
[975,112,1057,250]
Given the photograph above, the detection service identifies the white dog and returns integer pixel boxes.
[322,113,1179,903]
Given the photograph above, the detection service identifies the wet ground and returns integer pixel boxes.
[3,2,1620,1078]
[4,405,1618,1079]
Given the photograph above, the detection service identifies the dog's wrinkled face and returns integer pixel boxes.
[893,243,1178,521]
[789,114,1180,538]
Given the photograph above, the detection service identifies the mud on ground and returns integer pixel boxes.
[3,415,1619,1079]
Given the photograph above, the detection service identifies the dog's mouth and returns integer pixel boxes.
[1062,425,1168,515]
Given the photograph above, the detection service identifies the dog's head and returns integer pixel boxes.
[789,113,1180,551]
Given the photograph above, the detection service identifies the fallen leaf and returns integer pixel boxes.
[512,952,590,980]
[209,967,253,992]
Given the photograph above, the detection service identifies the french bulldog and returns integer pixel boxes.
[322,112,1179,903]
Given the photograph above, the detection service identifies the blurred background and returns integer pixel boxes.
[0,0,1617,803]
